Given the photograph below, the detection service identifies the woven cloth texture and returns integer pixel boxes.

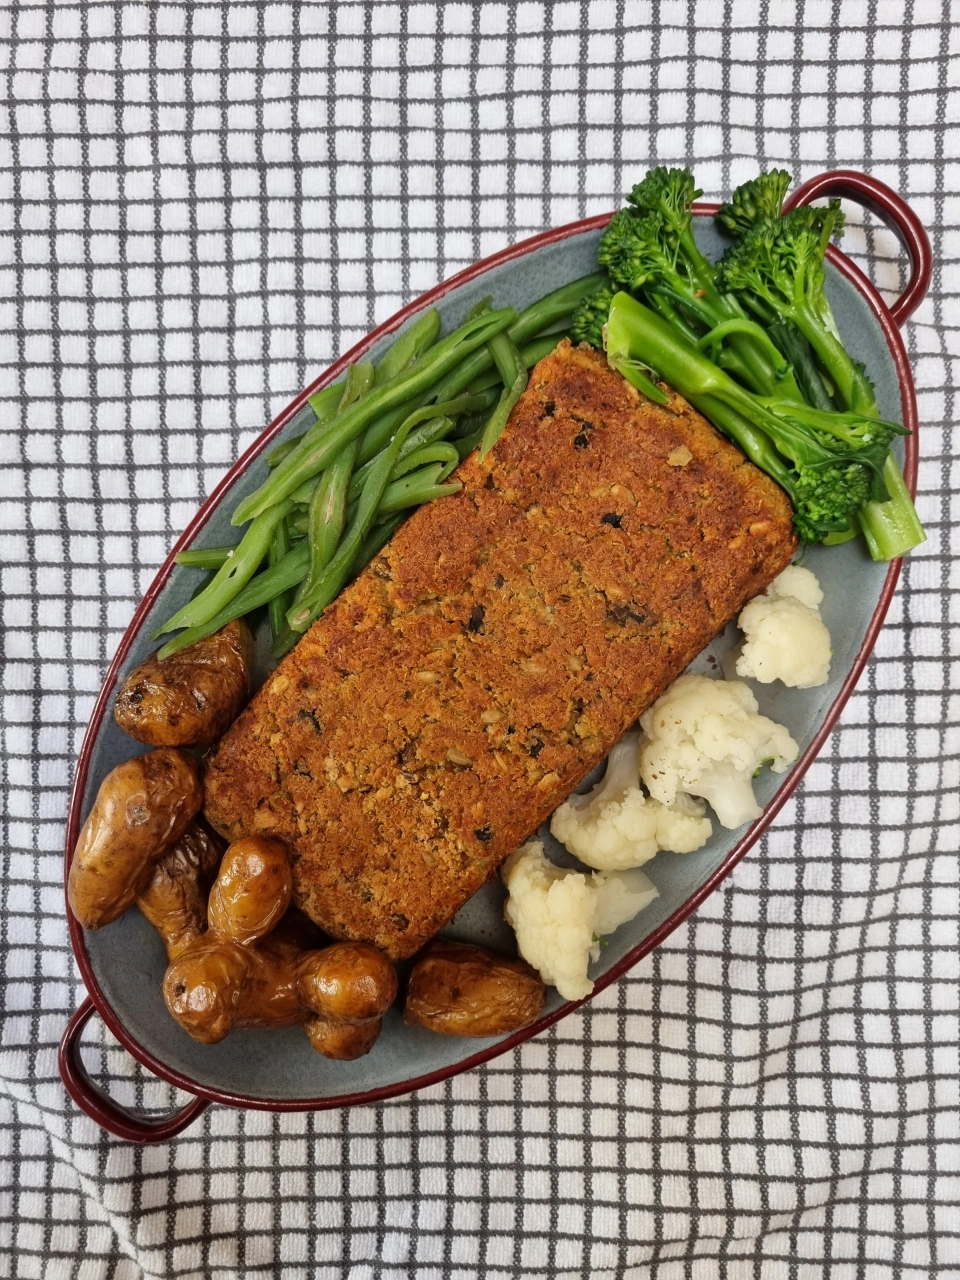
[2,1,958,1276]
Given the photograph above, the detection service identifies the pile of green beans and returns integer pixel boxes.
[156,273,606,660]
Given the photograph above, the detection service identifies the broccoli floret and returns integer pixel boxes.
[791,461,872,542]
[717,170,792,237]
[626,166,703,237]
[571,282,615,348]
[716,201,871,409]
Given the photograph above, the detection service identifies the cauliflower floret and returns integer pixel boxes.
[639,673,798,830]
[736,564,832,688]
[502,841,659,1000]
[550,731,712,870]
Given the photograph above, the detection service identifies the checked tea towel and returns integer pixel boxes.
[1,1,958,1276]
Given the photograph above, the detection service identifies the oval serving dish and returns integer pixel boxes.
[60,171,929,1141]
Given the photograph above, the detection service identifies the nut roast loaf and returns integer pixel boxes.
[203,341,797,960]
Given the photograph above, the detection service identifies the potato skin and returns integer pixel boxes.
[68,749,203,930]
[297,942,397,1025]
[136,821,224,960]
[207,836,292,944]
[114,619,253,748]
[162,916,308,1044]
[404,940,545,1037]
[304,1015,382,1060]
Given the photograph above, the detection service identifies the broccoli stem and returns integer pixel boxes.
[858,453,927,561]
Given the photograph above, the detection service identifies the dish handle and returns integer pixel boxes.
[59,996,210,1143]
[783,169,932,327]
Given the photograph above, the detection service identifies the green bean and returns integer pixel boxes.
[305,379,349,425]
[296,436,359,606]
[267,518,293,642]
[286,400,432,633]
[339,360,374,411]
[290,476,319,506]
[173,547,237,570]
[374,308,441,385]
[155,499,294,637]
[349,416,453,504]
[288,508,309,536]
[465,295,494,321]
[354,512,406,567]
[387,441,460,484]
[480,330,527,458]
[454,424,485,461]
[377,463,462,514]
[356,391,487,467]
[157,540,311,660]
[270,511,411,658]
[430,273,606,402]
[234,307,517,526]
[267,435,304,468]
[467,331,571,393]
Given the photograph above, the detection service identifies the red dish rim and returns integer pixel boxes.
[62,196,922,1118]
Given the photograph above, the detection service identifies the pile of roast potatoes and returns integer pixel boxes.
[68,620,545,1059]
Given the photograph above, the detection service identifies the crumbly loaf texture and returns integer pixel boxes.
[204,342,797,960]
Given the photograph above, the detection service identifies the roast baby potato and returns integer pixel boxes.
[303,1016,383,1061]
[162,913,309,1044]
[136,821,224,961]
[113,619,253,748]
[297,942,398,1026]
[207,835,292,944]
[404,939,545,1037]
[68,748,203,930]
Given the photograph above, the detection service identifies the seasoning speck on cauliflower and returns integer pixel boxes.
[550,731,712,871]
[639,673,799,830]
[736,564,832,688]
[502,841,659,1000]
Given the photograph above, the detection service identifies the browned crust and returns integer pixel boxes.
[203,342,797,960]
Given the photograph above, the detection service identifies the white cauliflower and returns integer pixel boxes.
[549,731,712,870]
[736,564,832,688]
[502,841,659,1000]
[639,673,799,830]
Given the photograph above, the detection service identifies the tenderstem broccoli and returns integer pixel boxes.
[596,167,804,403]
[716,186,925,556]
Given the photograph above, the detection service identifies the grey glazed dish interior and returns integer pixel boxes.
[76,220,905,1103]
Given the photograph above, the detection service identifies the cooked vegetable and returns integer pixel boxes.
[162,922,307,1044]
[303,1016,382,1060]
[598,166,803,401]
[163,912,395,1055]
[235,307,518,526]
[403,940,545,1037]
[113,620,253,747]
[156,500,295,637]
[136,822,224,961]
[571,281,616,349]
[716,169,792,237]
[68,749,203,930]
[501,841,659,1001]
[735,564,832,688]
[297,942,397,1025]
[479,328,528,458]
[638,673,798,830]
[715,192,925,558]
[550,731,712,871]
[206,836,293,944]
